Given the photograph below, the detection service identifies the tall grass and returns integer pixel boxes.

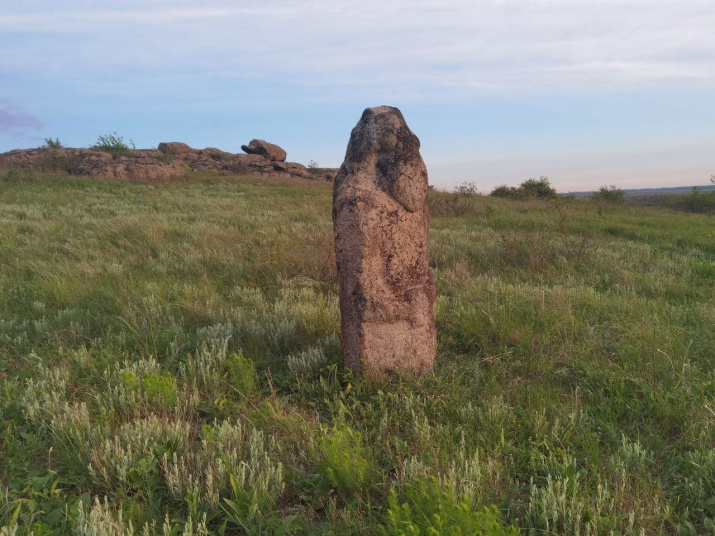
[1,171,713,534]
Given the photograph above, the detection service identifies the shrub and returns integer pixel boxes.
[94,132,134,153]
[592,185,626,203]
[308,160,322,177]
[677,186,715,214]
[491,177,557,199]
[42,137,62,149]
[455,182,478,195]
[378,478,518,536]
[490,185,521,199]
[519,176,558,199]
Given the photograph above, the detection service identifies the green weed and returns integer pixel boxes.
[94,132,134,153]
[378,478,518,535]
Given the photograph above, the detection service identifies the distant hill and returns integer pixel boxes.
[569,184,715,196]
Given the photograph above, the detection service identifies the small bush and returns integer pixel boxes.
[490,185,521,199]
[307,159,322,175]
[677,186,715,214]
[455,181,478,195]
[592,185,626,204]
[42,137,62,149]
[519,176,558,199]
[94,132,134,153]
[316,424,370,501]
[378,478,518,535]
[491,177,557,199]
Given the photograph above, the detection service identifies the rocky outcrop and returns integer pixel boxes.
[241,139,287,162]
[1,142,335,182]
[158,142,199,158]
[69,151,185,181]
[0,148,184,181]
[333,106,436,375]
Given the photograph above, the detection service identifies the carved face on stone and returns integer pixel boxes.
[338,106,427,213]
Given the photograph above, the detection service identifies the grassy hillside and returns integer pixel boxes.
[1,172,714,535]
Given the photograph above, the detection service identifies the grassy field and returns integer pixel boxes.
[1,171,714,535]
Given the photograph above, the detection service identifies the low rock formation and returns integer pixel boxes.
[241,139,287,162]
[332,106,436,375]
[0,142,338,182]
[0,147,185,182]
[158,142,199,158]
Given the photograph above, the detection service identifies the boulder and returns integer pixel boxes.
[241,139,287,162]
[158,142,199,159]
[332,106,436,375]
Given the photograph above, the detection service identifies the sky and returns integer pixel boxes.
[1,0,714,192]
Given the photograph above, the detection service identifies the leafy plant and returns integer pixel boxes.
[316,424,371,501]
[94,132,134,153]
[221,474,299,536]
[378,478,518,535]
[42,137,62,149]
[227,352,257,396]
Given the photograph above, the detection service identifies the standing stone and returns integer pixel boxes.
[333,106,436,375]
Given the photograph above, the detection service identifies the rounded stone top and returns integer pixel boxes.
[337,105,427,213]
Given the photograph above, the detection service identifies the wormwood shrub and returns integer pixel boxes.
[378,477,518,536]
[316,423,371,501]
[287,346,328,375]
[74,497,209,536]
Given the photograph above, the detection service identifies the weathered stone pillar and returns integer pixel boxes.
[332,106,436,374]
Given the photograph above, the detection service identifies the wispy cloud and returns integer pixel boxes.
[0,102,43,133]
[2,0,714,98]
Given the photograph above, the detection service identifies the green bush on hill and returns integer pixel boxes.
[490,176,558,199]
[592,184,626,203]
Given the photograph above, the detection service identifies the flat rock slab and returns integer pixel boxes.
[333,106,436,375]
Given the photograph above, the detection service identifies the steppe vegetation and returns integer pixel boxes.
[93,133,135,154]
[1,170,714,534]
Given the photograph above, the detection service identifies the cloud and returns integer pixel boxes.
[1,0,715,99]
[0,103,43,133]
